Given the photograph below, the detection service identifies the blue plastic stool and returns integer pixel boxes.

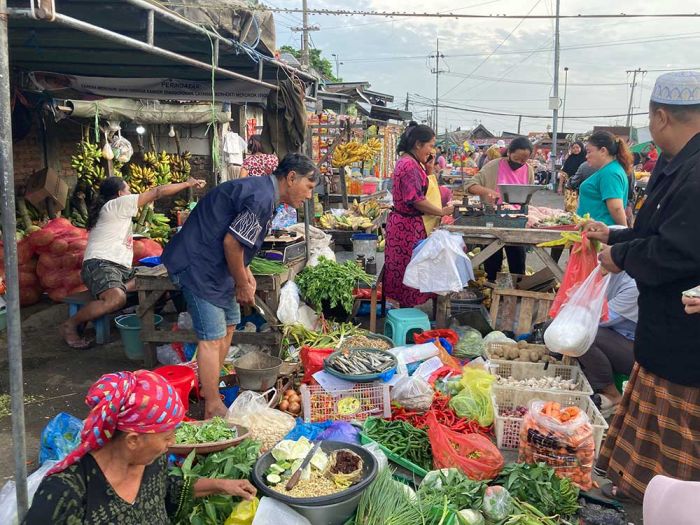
[63,292,111,344]
[384,308,431,346]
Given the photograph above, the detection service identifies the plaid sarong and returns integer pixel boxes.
[597,363,700,503]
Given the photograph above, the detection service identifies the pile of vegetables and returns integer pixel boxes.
[0,237,41,306]
[170,439,260,525]
[174,417,236,445]
[418,469,486,513]
[281,322,365,356]
[487,340,561,364]
[354,468,423,525]
[277,388,302,416]
[296,257,373,314]
[249,257,287,275]
[362,417,432,471]
[392,393,492,436]
[453,328,485,359]
[495,376,578,391]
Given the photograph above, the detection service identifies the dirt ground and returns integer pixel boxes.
[0,188,641,522]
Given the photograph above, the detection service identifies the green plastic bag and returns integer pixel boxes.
[224,497,259,525]
[448,367,495,427]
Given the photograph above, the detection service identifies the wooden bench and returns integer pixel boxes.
[489,288,555,336]
[62,291,111,344]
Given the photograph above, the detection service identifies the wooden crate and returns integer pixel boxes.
[489,288,555,336]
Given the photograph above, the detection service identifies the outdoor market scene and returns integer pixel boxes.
[0,1,699,524]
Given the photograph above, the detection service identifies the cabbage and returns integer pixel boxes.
[456,509,485,525]
[454,329,485,358]
[482,486,513,522]
[484,331,508,343]
[271,437,313,461]
[421,468,458,490]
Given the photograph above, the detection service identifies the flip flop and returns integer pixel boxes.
[601,483,634,503]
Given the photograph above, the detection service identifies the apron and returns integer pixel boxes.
[496,158,530,204]
[422,174,442,235]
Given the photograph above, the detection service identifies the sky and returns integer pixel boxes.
[270,0,700,136]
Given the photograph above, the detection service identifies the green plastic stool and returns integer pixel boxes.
[384,308,431,346]
[613,373,629,394]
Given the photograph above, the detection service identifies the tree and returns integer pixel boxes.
[280,45,340,81]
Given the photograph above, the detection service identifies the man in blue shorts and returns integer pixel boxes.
[163,153,317,418]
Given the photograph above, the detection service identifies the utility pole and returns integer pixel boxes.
[561,66,569,135]
[291,0,319,69]
[626,68,646,128]
[517,115,522,135]
[331,53,343,79]
[430,38,446,133]
[550,0,561,183]
[405,92,409,111]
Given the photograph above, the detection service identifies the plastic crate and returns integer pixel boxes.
[488,360,593,395]
[359,432,429,478]
[491,387,608,457]
[300,383,391,423]
[485,341,576,366]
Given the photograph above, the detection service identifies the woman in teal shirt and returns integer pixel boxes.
[577,131,633,226]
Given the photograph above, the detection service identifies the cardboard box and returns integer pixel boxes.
[24,168,68,212]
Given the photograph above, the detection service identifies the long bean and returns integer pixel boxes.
[363,418,433,471]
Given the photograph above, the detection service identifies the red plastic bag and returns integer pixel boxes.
[549,233,607,319]
[414,329,459,348]
[300,346,335,383]
[425,411,504,481]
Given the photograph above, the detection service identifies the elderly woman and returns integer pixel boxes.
[25,370,256,524]
[384,122,454,307]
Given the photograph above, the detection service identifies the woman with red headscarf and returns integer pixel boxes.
[25,370,256,524]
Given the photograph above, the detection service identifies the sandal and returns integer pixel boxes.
[601,483,633,503]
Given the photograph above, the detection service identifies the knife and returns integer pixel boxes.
[285,442,321,491]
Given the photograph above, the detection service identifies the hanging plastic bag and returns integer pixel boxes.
[39,412,83,464]
[544,266,611,357]
[449,367,495,426]
[224,497,260,525]
[226,390,296,452]
[403,230,474,295]
[425,411,504,481]
[391,373,435,412]
[0,460,57,525]
[277,282,301,325]
[549,234,605,318]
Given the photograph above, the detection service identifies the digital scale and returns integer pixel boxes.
[259,230,306,263]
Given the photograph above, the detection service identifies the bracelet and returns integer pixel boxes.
[175,477,194,519]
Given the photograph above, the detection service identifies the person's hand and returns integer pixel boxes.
[187,177,207,189]
[582,221,610,244]
[247,270,257,297]
[682,295,700,315]
[441,205,455,217]
[218,479,257,501]
[481,189,499,205]
[598,247,622,273]
[236,283,256,306]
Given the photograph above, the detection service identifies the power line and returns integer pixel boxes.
[413,100,649,119]
[442,72,631,87]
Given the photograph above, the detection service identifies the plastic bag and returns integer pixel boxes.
[518,400,595,490]
[549,234,605,318]
[224,497,259,525]
[0,460,57,525]
[449,367,495,426]
[300,346,335,383]
[544,266,611,357]
[425,411,504,481]
[39,412,82,464]
[285,419,333,441]
[414,329,459,348]
[277,282,301,325]
[252,497,311,525]
[453,328,485,359]
[271,204,298,230]
[391,374,435,412]
[403,230,475,295]
[288,223,335,267]
[482,486,513,522]
[317,421,360,444]
[226,390,296,452]
[362,441,388,471]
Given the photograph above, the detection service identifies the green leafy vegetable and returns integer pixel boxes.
[418,468,486,512]
[495,462,580,517]
[296,257,374,314]
[175,417,236,445]
[250,257,287,275]
[354,468,423,525]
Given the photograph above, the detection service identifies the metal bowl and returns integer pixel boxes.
[233,351,282,391]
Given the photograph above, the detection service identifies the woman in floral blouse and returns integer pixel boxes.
[240,135,279,177]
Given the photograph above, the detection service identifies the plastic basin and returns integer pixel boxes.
[115,314,163,361]
[251,440,377,525]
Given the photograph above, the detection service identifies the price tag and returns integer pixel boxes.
[337,396,361,416]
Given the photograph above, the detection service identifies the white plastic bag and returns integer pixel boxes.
[544,266,611,357]
[252,497,311,525]
[287,223,335,266]
[0,461,57,525]
[391,373,434,412]
[403,230,474,294]
[277,282,301,325]
[226,389,295,452]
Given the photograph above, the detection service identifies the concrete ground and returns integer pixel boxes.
[0,187,640,522]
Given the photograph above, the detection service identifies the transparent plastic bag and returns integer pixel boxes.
[449,367,495,426]
[362,441,388,471]
[271,204,298,230]
[252,497,311,525]
[0,461,57,525]
[277,282,301,325]
[403,230,474,295]
[391,374,435,412]
[226,389,296,452]
[544,266,611,357]
[482,486,514,522]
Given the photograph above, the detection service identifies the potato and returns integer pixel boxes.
[517,340,528,349]
[530,350,541,362]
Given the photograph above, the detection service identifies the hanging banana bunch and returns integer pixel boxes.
[71,140,105,191]
[126,164,157,194]
[169,151,192,183]
[332,140,365,167]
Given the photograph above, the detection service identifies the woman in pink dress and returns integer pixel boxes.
[464,137,535,281]
[384,122,455,307]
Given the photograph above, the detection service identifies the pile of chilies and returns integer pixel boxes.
[392,393,493,436]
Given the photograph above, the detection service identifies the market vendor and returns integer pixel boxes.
[556,141,586,195]
[465,136,535,281]
[162,153,317,419]
[24,370,256,524]
[384,122,454,307]
[60,175,205,349]
[584,71,700,503]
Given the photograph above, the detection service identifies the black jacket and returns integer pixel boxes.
[610,132,700,386]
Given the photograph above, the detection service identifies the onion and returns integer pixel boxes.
[289,394,300,404]
[279,400,290,411]
[289,401,301,414]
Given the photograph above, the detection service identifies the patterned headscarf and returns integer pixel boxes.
[48,370,185,475]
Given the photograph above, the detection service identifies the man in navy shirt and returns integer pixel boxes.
[163,153,317,418]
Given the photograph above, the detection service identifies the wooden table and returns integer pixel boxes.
[435,225,566,328]
[135,259,306,368]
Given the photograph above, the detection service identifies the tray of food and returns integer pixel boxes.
[169,417,250,455]
[324,348,397,382]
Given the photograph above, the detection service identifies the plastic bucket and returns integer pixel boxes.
[155,364,197,412]
[219,385,240,407]
[115,314,163,361]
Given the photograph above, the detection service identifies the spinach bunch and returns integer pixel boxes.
[418,469,487,511]
[296,257,374,314]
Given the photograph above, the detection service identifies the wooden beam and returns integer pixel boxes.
[532,246,565,283]
[469,239,505,267]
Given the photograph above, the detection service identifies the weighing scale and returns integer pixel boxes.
[454,184,541,228]
[259,230,306,263]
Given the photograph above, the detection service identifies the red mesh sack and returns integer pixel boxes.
[300,346,335,384]
[426,411,504,481]
[549,233,608,319]
[28,219,87,255]
[132,238,163,265]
